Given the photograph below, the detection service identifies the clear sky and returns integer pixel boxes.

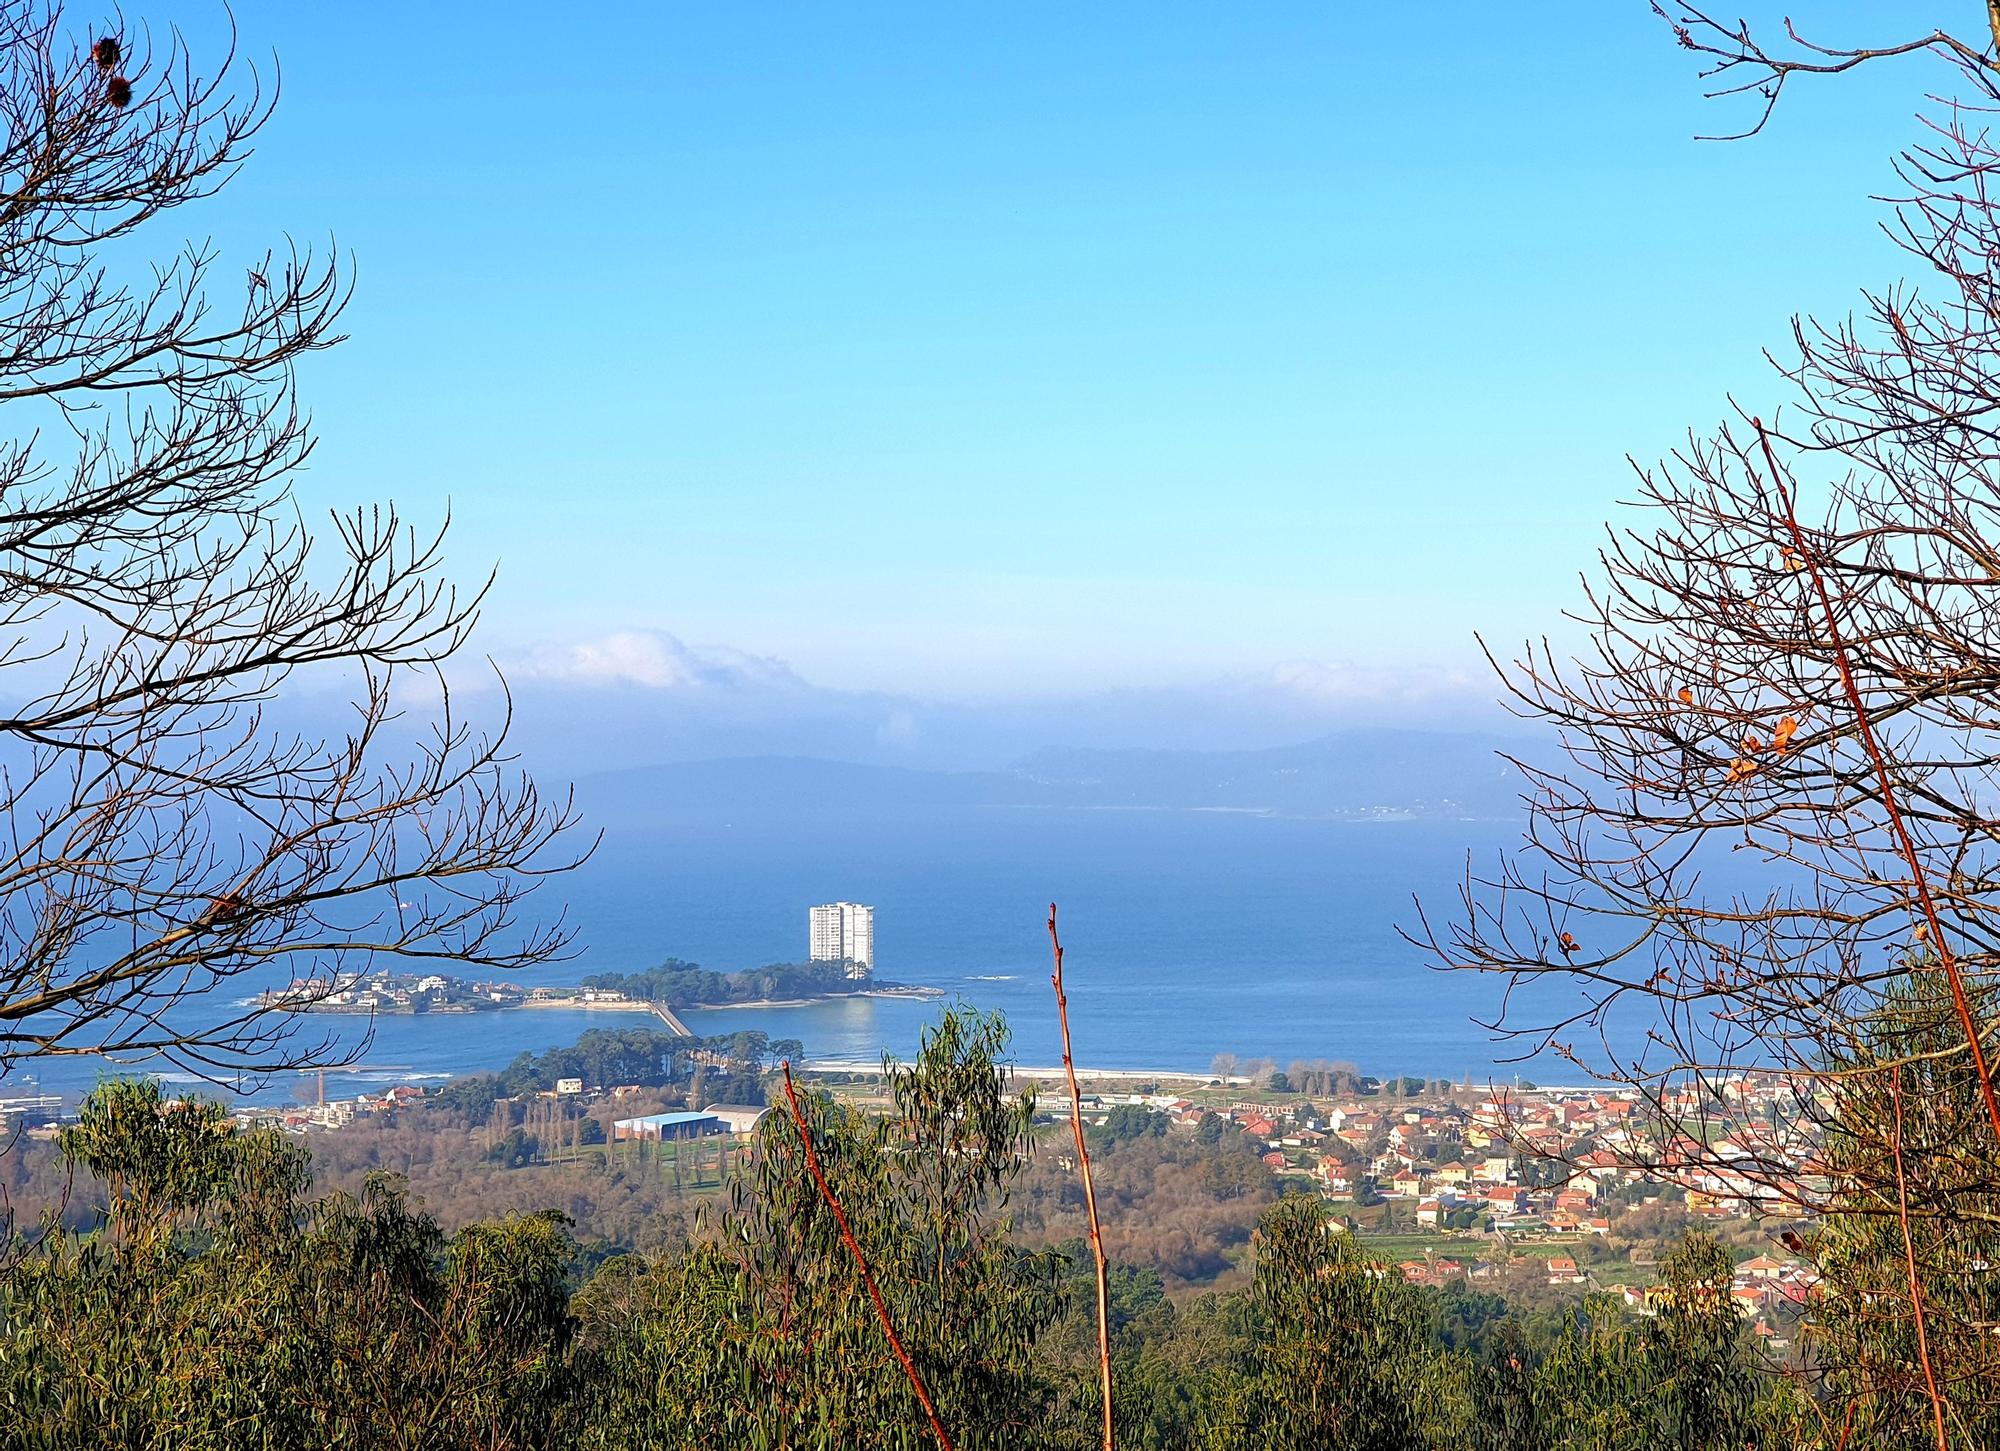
[181,3,1934,752]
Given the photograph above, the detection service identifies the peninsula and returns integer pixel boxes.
[255,959,939,1017]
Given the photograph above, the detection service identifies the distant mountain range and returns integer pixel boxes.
[1007,729,1533,817]
[574,728,1537,824]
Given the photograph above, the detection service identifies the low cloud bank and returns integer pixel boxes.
[484,628,1513,776]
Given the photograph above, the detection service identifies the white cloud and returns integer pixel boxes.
[514,630,805,693]
[471,627,1513,776]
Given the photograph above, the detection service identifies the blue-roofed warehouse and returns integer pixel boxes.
[612,1110,724,1143]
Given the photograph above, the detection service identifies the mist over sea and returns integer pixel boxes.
[7,807,1658,1107]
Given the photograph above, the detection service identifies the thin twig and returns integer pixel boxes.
[1889,1065,1949,1451]
[778,1062,955,1451]
[1756,417,2000,1148]
[1048,902,1113,1451]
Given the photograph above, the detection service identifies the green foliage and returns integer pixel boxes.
[1465,1233,1770,1451]
[434,1026,784,1116]
[582,956,871,1008]
[0,1021,1826,1448]
[1805,977,2000,1448]
[0,1086,580,1450]
[1104,1288,1257,1449]
[58,1078,298,1250]
[1644,1232,1767,1447]
[1217,1195,1472,1449]
[1092,1101,1167,1146]
[1051,1238,1166,1335]
[568,1007,1067,1449]
[489,1126,542,1166]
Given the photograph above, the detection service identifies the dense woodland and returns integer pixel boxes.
[430,1026,801,1117]
[7,1,2000,1446]
[4,1006,1982,1448]
[580,957,878,1008]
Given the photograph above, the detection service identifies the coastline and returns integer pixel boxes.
[278,998,657,1017]
[514,998,655,1012]
[802,1058,1218,1084]
[683,987,946,1013]
[275,988,943,1018]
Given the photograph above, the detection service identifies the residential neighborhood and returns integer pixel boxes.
[1039,1066,1827,1342]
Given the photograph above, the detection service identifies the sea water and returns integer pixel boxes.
[4,809,1650,1106]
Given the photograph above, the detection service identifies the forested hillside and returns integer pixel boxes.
[10,2,2000,1447]
[0,1014,1825,1450]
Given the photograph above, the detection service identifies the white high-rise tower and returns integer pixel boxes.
[809,901,874,979]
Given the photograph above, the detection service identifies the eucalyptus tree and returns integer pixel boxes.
[569,1009,1067,1450]
[1211,1194,1472,1450]
[1412,10,2000,1439]
[0,1078,580,1450]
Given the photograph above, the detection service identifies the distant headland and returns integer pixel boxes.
[255,959,941,1018]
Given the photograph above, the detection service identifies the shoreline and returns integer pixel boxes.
[514,998,655,1012]
[798,1060,1603,1094]
[274,987,945,1018]
[684,987,947,1012]
[801,1059,1221,1084]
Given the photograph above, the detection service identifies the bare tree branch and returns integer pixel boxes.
[0,4,589,1088]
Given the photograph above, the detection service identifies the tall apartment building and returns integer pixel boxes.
[809,901,874,979]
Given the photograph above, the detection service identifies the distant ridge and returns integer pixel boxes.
[574,755,1020,821]
[575,729,1534,823]
[1008,728,1531,818]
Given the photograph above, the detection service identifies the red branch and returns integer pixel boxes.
[1755,418,2000,1147]
[778,1062,955,1451]
[1049,903,1114,1451]
[1889,1065,1948,1451]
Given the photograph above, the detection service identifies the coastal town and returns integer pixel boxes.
[1048,1068,1823,1342]
[0,891,1826,1349]
[0,1050,1825,1345]
[0,889,1831,1377]
[251,971,648,1015]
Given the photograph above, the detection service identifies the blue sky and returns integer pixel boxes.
[185,3,1932,756]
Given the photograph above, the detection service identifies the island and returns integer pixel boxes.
[255,958,940,1016]
[576,958,941,1011]
[254,972,524,1014]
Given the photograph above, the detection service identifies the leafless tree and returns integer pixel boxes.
[1659,3,2000,140]
[1411,8,2000,1441]
[0,6,585,1089]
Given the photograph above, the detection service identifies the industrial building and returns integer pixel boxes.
[611,1110,724,1142]
[703,1103,773,1135]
